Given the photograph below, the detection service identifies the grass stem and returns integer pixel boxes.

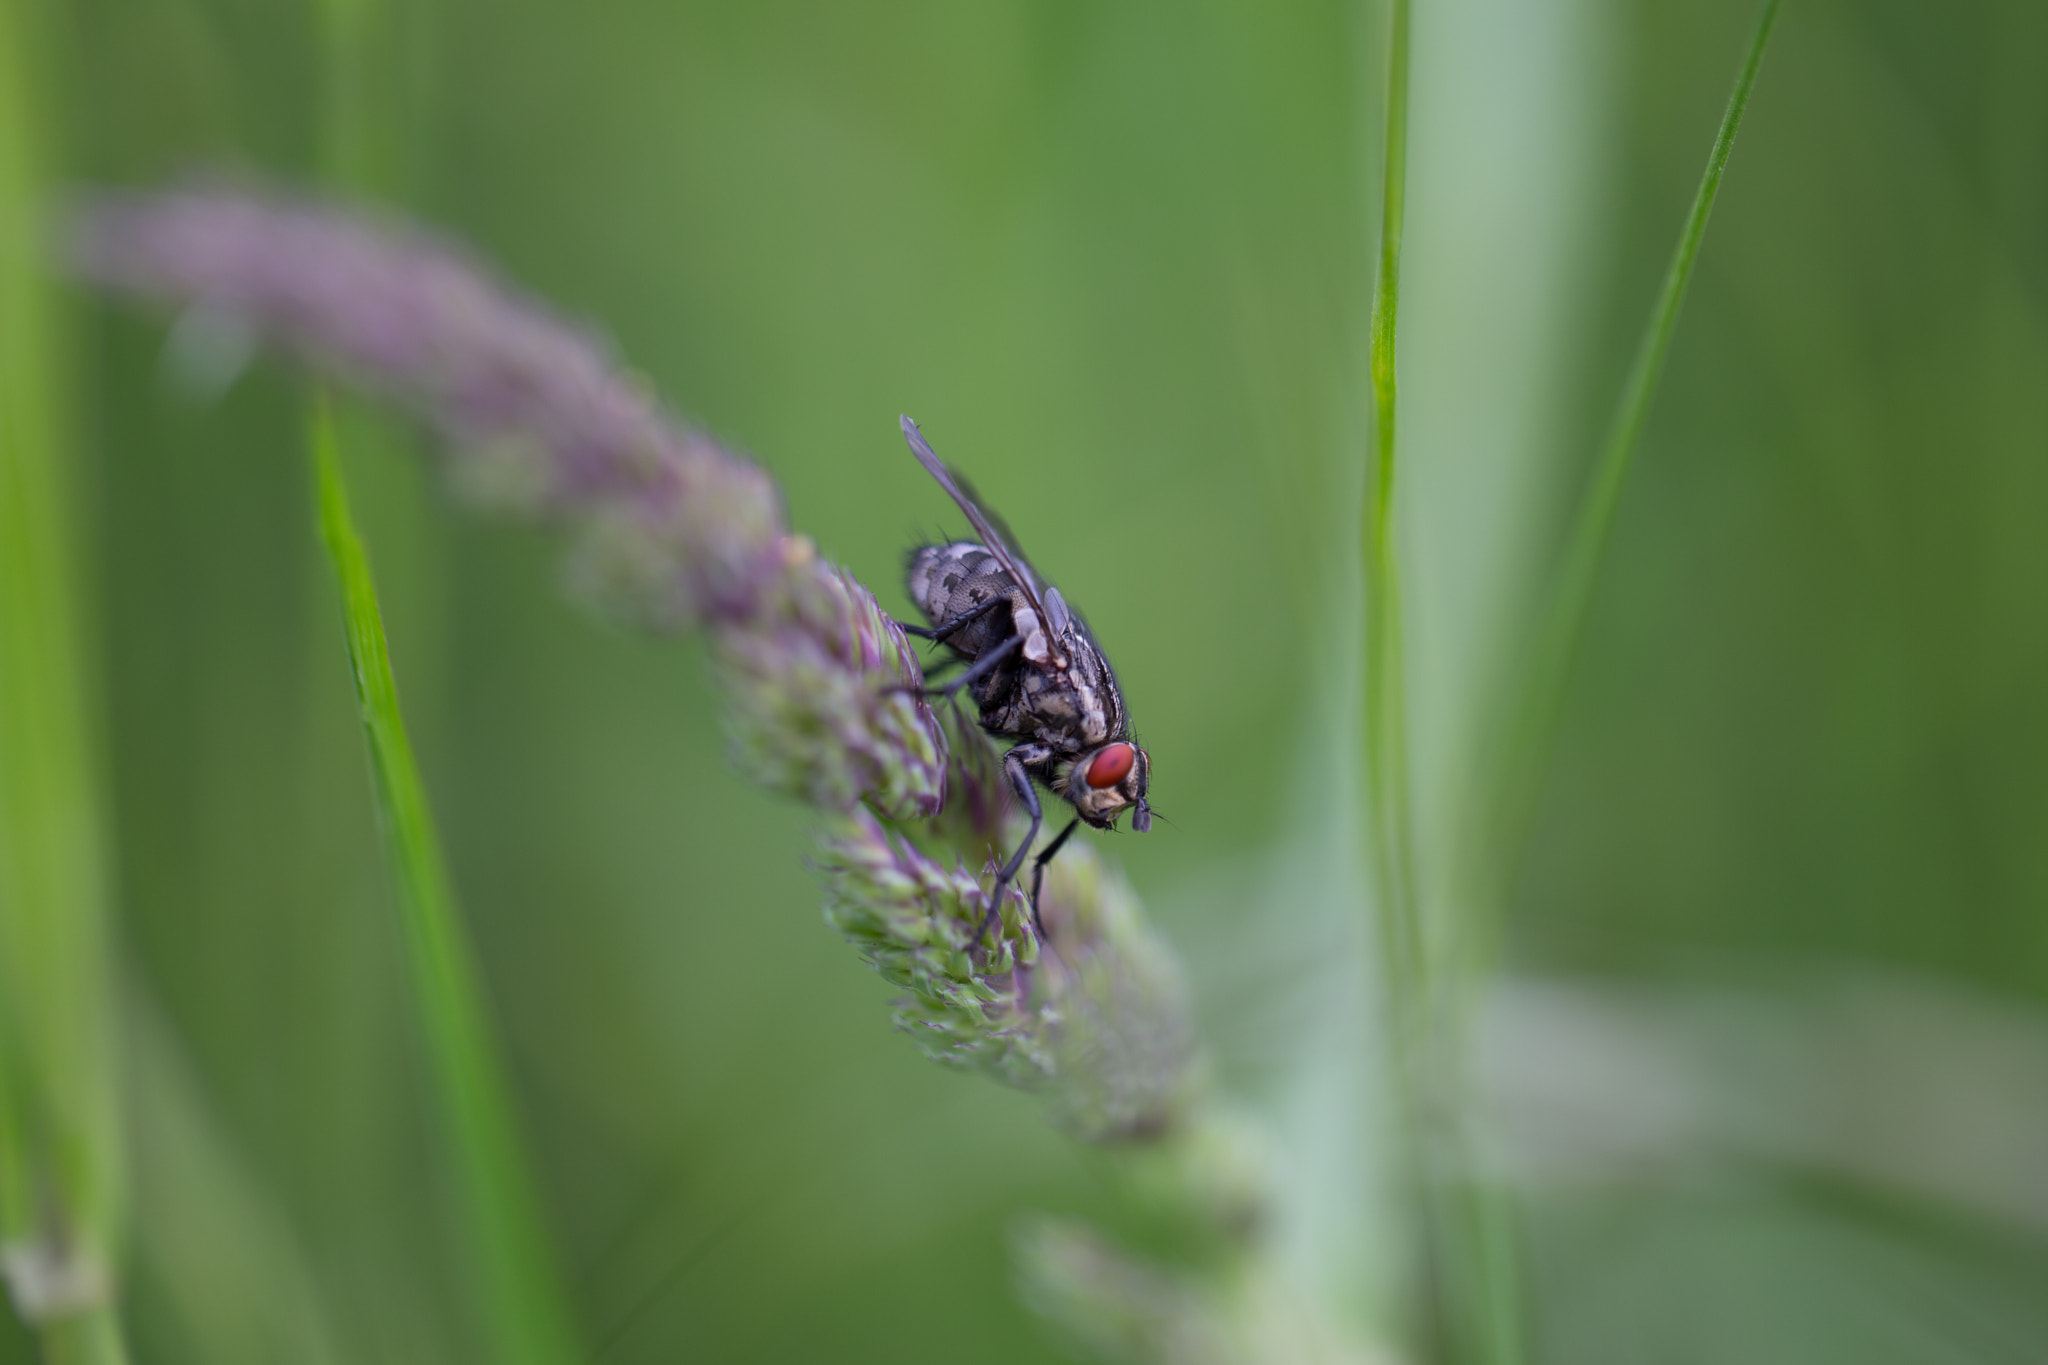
[35,1307,131,1365]
[1359,4,1525,1363]
[1420,9,1781,1358]
[1362,0,1547,1355]
[1363,0,1419,1008]
[0,1,129,1358]
[1478,0,1782,919]
[312,397,583,1365]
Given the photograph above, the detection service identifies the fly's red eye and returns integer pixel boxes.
[1085,743,1136,789]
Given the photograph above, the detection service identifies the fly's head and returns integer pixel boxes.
[1064,740,1152,831]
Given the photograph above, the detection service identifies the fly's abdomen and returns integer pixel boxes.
[907,541,1016,656]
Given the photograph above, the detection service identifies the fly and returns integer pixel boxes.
[897,415,1152,947]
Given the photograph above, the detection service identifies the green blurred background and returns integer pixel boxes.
[10,0,2048,1360]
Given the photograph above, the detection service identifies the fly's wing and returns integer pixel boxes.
[948,465,1074,639]
[900,415,1069,665]
[900,416,1045,602]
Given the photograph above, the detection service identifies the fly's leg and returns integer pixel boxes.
[897,599,990,697]
[899,595,1001,644]
[969,747,1044,951]
[1026,818,1080,943]
[891,631,1021,703]
[892,600,1010,704]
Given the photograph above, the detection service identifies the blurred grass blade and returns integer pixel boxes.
[312,397,583,1365]
[123,984,349,1365]
[1366,0,1410,541]
[1363,1,1535,1360]
[1436,12,1781,1347]
[1486,0,1781,890]
[1359,1,1517,1361]
[1362,0,1418,998]
[0,0,130,1360]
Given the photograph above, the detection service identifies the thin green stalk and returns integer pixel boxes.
[1359,0,1411,1152]
[316,0,430,197]
[1363,2,1533,1360]
[316,0,386,192]
[1366,0,1409,553]
[1479,0,1782,914]
[1363,0,1416,1000]
[1360,3,1510,1362]
[0,1,130,1360]
[1431,9,1780,1356]
[312,398,583,1365]
[123,982,350,1365]
[34,1310,130,1365]
[304,6,471,1355]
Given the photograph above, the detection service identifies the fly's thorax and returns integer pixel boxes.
[997,644,1117,751]
[1059,631,1122,745]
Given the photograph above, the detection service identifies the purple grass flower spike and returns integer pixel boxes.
[70,181,1199,1141]
[71,183,946,819]
[716,548,945,820]
[820,811,1051,1084]
[820,810,1198,1141]
[73,185,782,622]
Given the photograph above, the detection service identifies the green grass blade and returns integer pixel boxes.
[1362,2,1534,1359]
[312,397,583,1365]
[1362,0,1417,1046]
[1366,0,1409,551]
[33,1310,130,1365]
[1485,0,1782,897]
[1360,2,1523,1361]
[123,983,351,1365]
[0,1,130,1360]
[1430,15,1781,1348]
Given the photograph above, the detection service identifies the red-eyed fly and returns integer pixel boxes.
[898,415,1152,945]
